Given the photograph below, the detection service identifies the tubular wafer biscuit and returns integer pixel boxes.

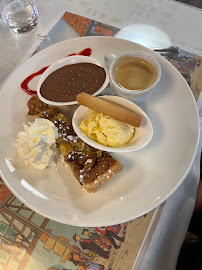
[77,92,142,127]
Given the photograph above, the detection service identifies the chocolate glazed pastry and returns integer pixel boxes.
[27,96,123,192]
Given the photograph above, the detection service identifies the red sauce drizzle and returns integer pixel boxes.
[21,48,92,95]
[21,66,49,95]
[67,47,92,57]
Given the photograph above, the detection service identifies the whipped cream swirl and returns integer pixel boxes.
[16,118,58,169]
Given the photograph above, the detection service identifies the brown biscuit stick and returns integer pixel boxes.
[77,92,142,127]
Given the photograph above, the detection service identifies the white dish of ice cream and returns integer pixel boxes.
[72,96,153,152]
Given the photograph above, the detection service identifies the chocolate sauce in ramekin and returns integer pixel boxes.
[40,63,106,102]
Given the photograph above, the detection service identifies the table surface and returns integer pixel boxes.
[1,0,202,87]
[0,1,202,270]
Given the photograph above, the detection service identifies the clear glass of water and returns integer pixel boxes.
[2,0,38,33]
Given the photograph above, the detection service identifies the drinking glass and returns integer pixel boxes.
[1,0,38,33]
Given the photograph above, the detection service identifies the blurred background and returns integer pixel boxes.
[175,0,202,8]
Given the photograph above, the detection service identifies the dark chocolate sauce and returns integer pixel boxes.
[40,63,106,102]
[21,48,92,95]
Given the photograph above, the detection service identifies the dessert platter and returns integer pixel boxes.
[0,36,199,226]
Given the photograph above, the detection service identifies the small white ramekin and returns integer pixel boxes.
[37,55,109,106]
[104,51,161,105]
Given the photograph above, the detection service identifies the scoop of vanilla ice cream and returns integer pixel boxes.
[80,112,135,147]
[16,118,58,169]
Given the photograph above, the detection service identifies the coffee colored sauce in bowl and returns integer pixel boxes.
[40,63,106,102]
[114,57,157,91]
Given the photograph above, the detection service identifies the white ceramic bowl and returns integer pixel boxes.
[104,51,161,105]
[37,55,109,106]
[72,96,153,152]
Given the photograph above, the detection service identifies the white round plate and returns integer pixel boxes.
[0,36,199,227]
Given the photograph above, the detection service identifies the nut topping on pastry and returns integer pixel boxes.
[27,95,123,192]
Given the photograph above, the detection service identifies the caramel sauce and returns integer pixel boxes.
[114,57,157,90]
